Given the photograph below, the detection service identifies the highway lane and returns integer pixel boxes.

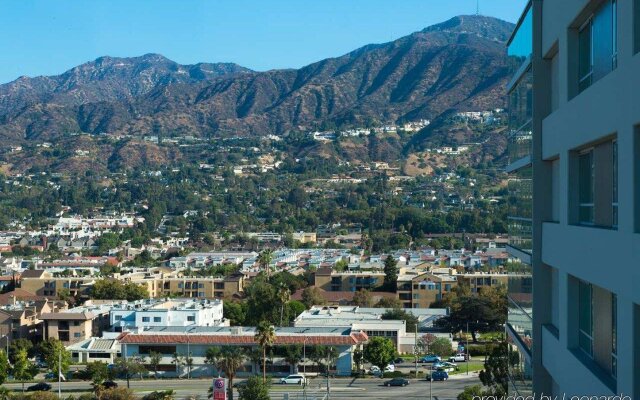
[3,373,481,400]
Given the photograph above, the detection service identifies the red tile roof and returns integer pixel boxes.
[120,331,368,346]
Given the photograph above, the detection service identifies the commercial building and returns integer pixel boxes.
[119,326,369,377]
[109,298,226,332]
[40,303,112,344]
[511,0,640,397]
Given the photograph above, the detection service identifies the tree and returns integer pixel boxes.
[479,342,510,396]
[237,376,270,400]
[141,390,175,400]
[352,289,373,307]
[171,353,184,378]
[286,300,306,323]
[100,387,137,400]
[277,286,291,326]
[418,333,437,354]
[300,286,325,309]
[283,345,302,374]
[254,321,276,383]
[206,347,245,400]
[437,288,507,342]
[383,255,398,291]
[381,308,418,332]
[148,351,162,379]
[184,352,194,379]
[91,280,148,301]
[0,350,9,385]
[374,296,403,309]
[457,385,486,400]
[114,356,147,388]
[223,301,247,326]
[40,338,72,376]
[363,337,395,377]
[12,348,38,392]
[86,361,110,387]
[257,249,274,278]
[9,338,34,363]
[353,349,364,372]
[430,337,454,358]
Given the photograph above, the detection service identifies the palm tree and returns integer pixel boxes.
[247,348,263,376]
[207,347,245,400]
[184,352,194,379]
[257,249,274,278]
[278,286,291,326]
[254,321,276,383]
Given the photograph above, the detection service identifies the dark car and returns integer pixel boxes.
[384,378,410,387]
[27,382,52,392]
[393,357,405,364]
[103,381,118,389]
[426,370,449,381]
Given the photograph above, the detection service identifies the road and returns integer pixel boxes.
[4,373,481,400]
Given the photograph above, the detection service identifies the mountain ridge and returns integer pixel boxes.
[0,15,514,143]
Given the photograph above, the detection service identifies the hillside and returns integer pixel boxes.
[0,15,513,144]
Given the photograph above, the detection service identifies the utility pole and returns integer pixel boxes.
[414,323,418,378]
[466,322,470,375]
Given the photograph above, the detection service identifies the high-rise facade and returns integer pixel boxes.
[508,0,640,397]
[506,3,534,395]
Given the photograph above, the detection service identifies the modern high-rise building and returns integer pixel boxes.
[508,0,640,397]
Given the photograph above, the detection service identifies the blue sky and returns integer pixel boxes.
[0,0,528,84]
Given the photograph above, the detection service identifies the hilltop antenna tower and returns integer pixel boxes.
[476,0,480,16]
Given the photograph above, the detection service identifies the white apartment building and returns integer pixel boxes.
[109,298,226,332]
[517,0,640,397]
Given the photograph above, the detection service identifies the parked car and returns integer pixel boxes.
[27,382,52,392]
[393,357,405,364]
[280,374,306,385]
[384,378,410,387]
[384,364,395,373]
[369,365,381,375]
[449,354,467,362]
[426,370,449,381]
[419,355,441,363]
[102,381,118,389]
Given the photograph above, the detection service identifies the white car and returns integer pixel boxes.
[449,354,466,362]
[280,374,306,385]
[384,364,395,373]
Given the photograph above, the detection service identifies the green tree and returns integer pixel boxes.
[363,337,395,376]
[383,255,398,291]
[40,338,72,376]
[92,280,148,301]
[141,390,175,400]
[9,338,34,363]
[12,348,38,392]
[430,337,454,358]
[257,249,274,278]
[205,347,245,400]
[381,308,418,332]
[96,232,122,254]
[148,351,162,379]
[85,361,110,388]
[0,350,9,385]
[286,300,306,323]
[352,289,373,307]
[114,356,147,388]
[300,286,325,309]
[374,296,403,308]
[237,376,270,400]
[457,385,486,400]
[171,353,184,378]
[353,349,364,372]
[254,321,276,383]
[277,286,291,326]
[223,301,247,326]
[283,345,302,374]
[479,342,509,396]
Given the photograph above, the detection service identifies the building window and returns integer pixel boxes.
[187,315,195,322]
[578,150,595,224]
[115,315,122,321]
[635,0,640,53]
[577,0,618,93]
[612,141,618,227]
[578,280,593,357]
[142,317,150,322]
[611,294,617,378]
[153,317,161,323]
[74,332,82,338]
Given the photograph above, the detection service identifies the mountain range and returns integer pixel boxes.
[0,15,513,145]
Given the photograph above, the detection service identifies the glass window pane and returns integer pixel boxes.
[593,0,613,81]
[578,281,592,336]
[578,21,593,89]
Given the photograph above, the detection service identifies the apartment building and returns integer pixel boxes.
[397,273,458,309]
[40,303,111,344]
[20,270,96,298]
[313,267,385,292]
[137,274,244,299]
[516,0,640,396]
